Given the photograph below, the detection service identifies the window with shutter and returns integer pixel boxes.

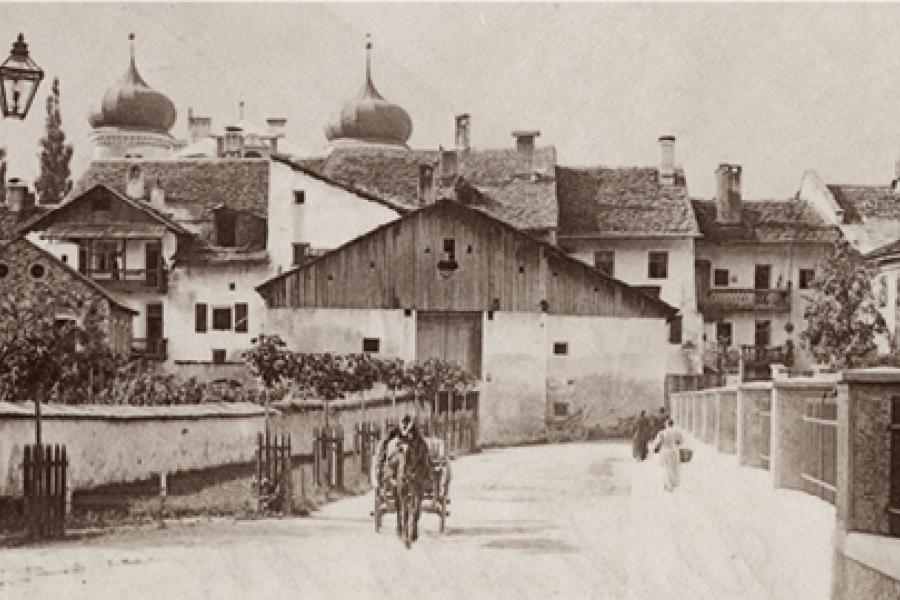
[195,303,208,333]
[235,303,248,333]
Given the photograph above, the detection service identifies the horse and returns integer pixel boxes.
[385,425,433,548]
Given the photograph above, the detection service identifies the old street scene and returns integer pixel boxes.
[2,3,900,599]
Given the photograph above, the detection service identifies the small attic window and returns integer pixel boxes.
[215,210,237,247]
[294,190,306,205]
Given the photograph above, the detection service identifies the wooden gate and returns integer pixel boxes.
[313,426,344,489]
[255,432,291,512]
[23,444,68,539]
[355,422,381,477]
[802,392,837,505]
[758,397,771,469]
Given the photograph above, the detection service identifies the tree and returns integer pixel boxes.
[34,78,73,206]
[243,334,292,432]
[802,238,887,369]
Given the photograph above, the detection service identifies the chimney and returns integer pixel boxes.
[512,130,540,157]
[418,163,435,205]
[149,179,165,209]
[0,148,6,205]
[187,107,212,144]
[438,146,458,186]
[658,135,676,185]
[6,178,28,212]
[455,114,471,152]
[125,163,145,199]
[715,163,742,224]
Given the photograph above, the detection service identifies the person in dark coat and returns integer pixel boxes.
[632,410,652,461]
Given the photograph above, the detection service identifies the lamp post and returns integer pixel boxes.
[0,33,43,120]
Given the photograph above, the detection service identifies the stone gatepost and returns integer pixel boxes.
[832,369,900,600]
[770,378,835,491]
[736,382,772,468]
[693,392,702,437]
[716,388,737,454]
[704,391,717,444]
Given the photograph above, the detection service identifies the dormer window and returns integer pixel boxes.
[216,210,237,247]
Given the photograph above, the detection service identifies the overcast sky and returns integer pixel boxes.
[2,3,900,199]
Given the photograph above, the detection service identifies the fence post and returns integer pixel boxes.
[281,434,293,514]
[335,425,344,489]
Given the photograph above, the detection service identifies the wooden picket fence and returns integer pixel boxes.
[255,432,292,512]
[355,422,381,478]
[313,425,345,489]
[23,444,68,539]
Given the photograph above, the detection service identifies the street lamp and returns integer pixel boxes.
[0,33,43,120]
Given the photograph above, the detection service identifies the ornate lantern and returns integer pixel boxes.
[0,34,43,119]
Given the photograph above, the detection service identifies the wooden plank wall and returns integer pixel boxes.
[267,202,670,319]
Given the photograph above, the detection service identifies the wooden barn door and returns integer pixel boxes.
[416,312,483,414]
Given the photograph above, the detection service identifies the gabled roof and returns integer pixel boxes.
[0,238,138,315]
[302,146,559,230]
[691,198,839,243]
[270,153,412,214]
[25,183,191,237]
[257,197,677,317]
[69,159,270,217]
[827,184,900,224]
[556,166,699,237]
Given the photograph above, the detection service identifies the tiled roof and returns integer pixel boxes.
[827,184,900,224]
[0,205,48,241]
[556,166,698,237]
[691,198,839,243]
[71,159,270,217]
[305,146,558,230]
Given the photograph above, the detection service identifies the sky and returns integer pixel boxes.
[2,3,900,199]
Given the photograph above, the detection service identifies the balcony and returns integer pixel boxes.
[699,288,790,318]
[81,268,168,294]
[131,338,168,361]
[741,344,792,381]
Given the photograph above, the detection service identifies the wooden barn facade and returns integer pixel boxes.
[258,199,679,444]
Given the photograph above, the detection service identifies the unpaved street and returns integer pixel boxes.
[0,442,833,600]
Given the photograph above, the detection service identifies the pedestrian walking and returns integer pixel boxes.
[632,410,651,461]
[652,418,684,492]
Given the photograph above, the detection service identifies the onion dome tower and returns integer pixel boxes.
[325,34,412,149]
[88,34,179,159]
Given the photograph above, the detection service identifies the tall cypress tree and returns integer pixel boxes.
[35,78,73,205]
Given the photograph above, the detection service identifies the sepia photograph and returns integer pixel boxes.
[0,2,899,598]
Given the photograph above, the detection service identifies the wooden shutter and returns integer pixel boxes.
[235,303,248,333]
[195,303,208,333]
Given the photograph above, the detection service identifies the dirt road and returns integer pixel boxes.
[0,442,833,600]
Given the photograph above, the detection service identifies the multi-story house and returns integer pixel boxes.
[555,136,703,374]
[692,164,839,379]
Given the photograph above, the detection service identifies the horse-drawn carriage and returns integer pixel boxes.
[372,435,451,546]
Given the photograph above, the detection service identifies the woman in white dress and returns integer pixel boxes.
[652,419,684,492]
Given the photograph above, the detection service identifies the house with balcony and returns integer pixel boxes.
[692,164,839,380]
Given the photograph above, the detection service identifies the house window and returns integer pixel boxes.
[754,264,772,289]
[669,316,683,344]
[648,252,668,279]
[755,320,771,347]
[716,322,733,347]
[362,338,380,353]
[714,269,729,287]
[553,402,569,418]
[443,238,456,261]
[799,268,816,290]
[593,250,614,276]
[212,307,233,331]
[293,190,306,205]
[235,303,248,333]
[215,210,237,247]
[292,243,309,266]
[0,263,7,278]
[553,342,568,355]
[195,303,208,333]
[212,349,227,364]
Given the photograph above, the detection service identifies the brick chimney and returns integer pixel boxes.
[715,163,742,224]
[455,114,471,152]
[658,135,676,185]
[187,108,212,144]
[6,178,31,212]
[125,163,145,199]
[513,130,540,157]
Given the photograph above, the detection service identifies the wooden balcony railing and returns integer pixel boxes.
[699,288,791,314]
[131,338,168,361]
[741,344,792,381]
[81,268,168,293]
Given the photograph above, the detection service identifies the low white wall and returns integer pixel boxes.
[0,402,266,497]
